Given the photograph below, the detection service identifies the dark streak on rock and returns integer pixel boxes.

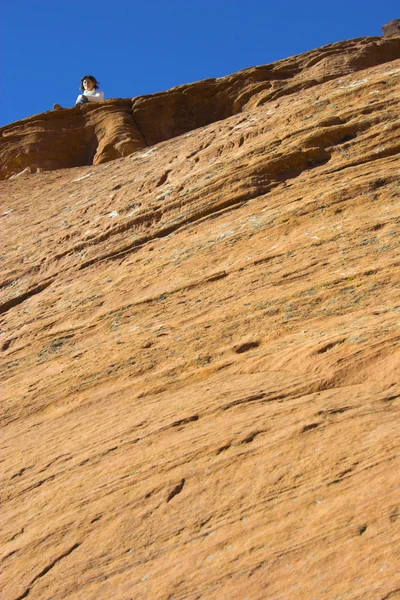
[241,430,263,444]
[156,170,172,187]
[384,394,400,403]
[317,406,352,416]
[170,415,199,428]
[300,422,321,433]
[166,478,185,503]
[234,340,260,354]
[11,468,28,480]
[381,589,400,600]
[389,507,399,523]
[91,515,102,524]
[14,543,81,600]
[315,339,345,354]
[359,524,368,535]
[0,279,55,316]
[222,392,285,411]
[2,339,12,351]
[216,443,232,455]
[328,467,355,486]
[9,528,25,541]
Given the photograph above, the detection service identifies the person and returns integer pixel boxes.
[75,75,104,105]
[53,75,104,110]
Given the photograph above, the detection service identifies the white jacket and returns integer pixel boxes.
[76,89,105,103]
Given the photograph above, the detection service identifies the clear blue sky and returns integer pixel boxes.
[0,1,398,126]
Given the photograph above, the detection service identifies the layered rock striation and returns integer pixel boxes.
[1,34,400,179]
[1,33,400,600]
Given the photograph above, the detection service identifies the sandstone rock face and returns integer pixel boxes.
[1,41,400,600]
[1,35,400,180]
[0,100,146,180]
[382,19,400,36]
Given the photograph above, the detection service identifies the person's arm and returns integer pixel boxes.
[76,94,88,104]
[84,90,105,102]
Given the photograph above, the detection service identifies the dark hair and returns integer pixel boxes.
[80,75,100,91]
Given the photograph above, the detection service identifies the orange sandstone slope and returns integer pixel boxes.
[1,36,400,600]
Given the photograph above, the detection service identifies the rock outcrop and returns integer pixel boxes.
[1,35,400,179]
[382,19,400,36]
[0,100,146,180]
[1,35,400,600]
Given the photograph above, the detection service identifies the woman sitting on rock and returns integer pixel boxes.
[53,75,104,110]
[75,75,104,105]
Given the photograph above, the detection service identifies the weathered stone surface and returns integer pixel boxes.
[0,100,146,180]
[1,35,400,180]
[382,19,400,36]
[1,43,400,600]
[131,35,400,145]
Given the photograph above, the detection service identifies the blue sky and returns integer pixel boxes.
[0,1,398,126]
